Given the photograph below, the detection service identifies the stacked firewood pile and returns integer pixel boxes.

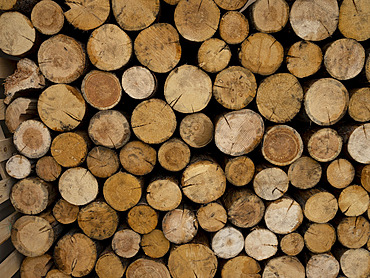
[0,0,369,277]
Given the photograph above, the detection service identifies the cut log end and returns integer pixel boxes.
[122,66,156,100]
[225,156,255,187]
[146,178,182,211]
[197,202,227,232]
[219,11,249,45]
[280,233,304,256]
[158,139,190,172]
[31,0,64,35]
[112,228,141,258]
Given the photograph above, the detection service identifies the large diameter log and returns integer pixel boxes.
[52,199,79,225]
[122,66,157,100]
[127,204,158,235]
[349,88,370,122]
[157,139,190,172]
[339,248,370,278]
[306,128,343,162]
[214,0,247,10]
[225,156,255,187]
[221,255,261,278]
[304,223,336,253]
[262,256,305,278]
[326,158,355,189]
[95,250,127,278]
[5,154,31,179]
[347,123,370,164]
[288,156,322,189]
[20,254,53,278]
[361,164,370,192]
[31,0,64,35]
[126,258,171,278]
[196,202,227,232]
[244,228,278,261]
[219,11,249,45]
[87,146,119,178]
[198,38,231,73]
[179,113,214,148]
[5,97,37,133]
[306,253,340,278]
[146,178,182,211]
[338,185,369,216]
[112,228,141,258]
[337,216,370,249]
[141,229,170,259]
[212,226,244,259]
[280,233,304,256]
[253,167,289,201]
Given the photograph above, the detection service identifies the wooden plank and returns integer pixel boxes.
[0,100,5,121]
[0,211,20,245]
[0,178,15,205]
[0,251,22,278]
[0,138,15,163]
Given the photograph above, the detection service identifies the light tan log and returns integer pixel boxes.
[11,177,56,215]
[221,255,261,278]
[103,172,142,211]
[20,254,53,278]
[13,119,51,159]
[225,156,255,187]
[290,0,339,41]
[131,98,176,144]
[31,0,64,35]
[264,197,303,234]
[239,32,284,76]
[174,0,220,42]
[286,41,322,78]
[5,154,31,179]
[168,243,218,278]
[162,208,198,244]
[338,185,369,216]
[64,0,109,31]
[214,0,247,10]
[53,199,79,225]
[306,128,343,162]
[262,125,303,166]
[0,12,35,56]
[146,178,182,211]
[46,269,71,278]
[86,146,119,178]
[126,258,171,278]
[95,250,127,278]
[38,84,86,131]
[304,78,349,126]
[251,0,289,33]
[349,88,370,122]
[212,226,244,259]
[327,158,355,189]
[263,256,305,278]
[338,0,370,41]
[223,188,265,228]
[304,223,336,253]
[306,253,340,278]
[288,156,322,189]
[87,24,132,71]
[197,202,227,232]
[112,228,141,258]
[38,34,86,83]
[244,228,278,261]
[119,141,156,176]
[219,11,249,45]
[339,248,370,278]
[141,229,170,259]
[112,0,159,31]
[122,66,157,99]
[347,123,370,164]
[198,38,231,73]
[181,159,226,204]
[179,113,214,148]
[54,232,98,277]
[36,156,61,182]
[253,167,289,201]
[280,233,304,256]
[127,204,158,235]
[361,164,370,192]
[213,66,257,110]
[158,139,190,172]
[337,216,370,249]
[215,109,264,156]
[5,98,37,133]
[59,167,98,206]
[134,23,181,73]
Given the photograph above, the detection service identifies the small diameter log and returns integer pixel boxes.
[290,0,339,41]
[219,11,249,45]
[13,119,51,159]
[53,199,79,225]
[280,233,304,256]
[223,188,265,228]
[244,228,278,261]
[286,41,323,78]
[349,88,370,122]
[288,156,322,189]
[306,253,340,278]
[347,123,370,164]
[141,229,170,259]
[5,97,37,133]
[337,216,370,249]
[112,228,141,258]
[324,38,365,80]
[221,255,261,278]
[11,177,56,215]
[338,185,369,216]
[46,269,71,278]
[181,160,226,204]
[239,33,284,76]
[306,128,343,162]
[126,259,171,278]
[38,34,86,83]
[103,172,142,211]
[327,158,354,189]
[31,0,64,35]
[122,66,157,99]
[196,202,227,232]
[127,204,158,235]
[212,226,244,259]
[253,167,289,201]
[198,38,231,73]
[174,0,220,42]
[64,0,110,31]
[251,0,289,33]
[54,232,98,277]
[304,78,349,126]
[262,125,303,166]
[213,66,257,110]
[95,250,126,278]
[36,156,62,182]
[134,23,181,73]
[0,12,35,56]
[339,248,370,278]
[339,0,370,41]
[214,0,247,10]
[20,254,53,278]
[263,256,305,278]
[38,84,86,132]
[158,139,190,172]
[146,178,182,211]
[215,109,264,156]
[87,146,119,178]
[225,156,255,187]
[179,113,214,148]
[119,141,156,176]
[264,197,303,234]
[162,208,198,244]
[304,223,336,253]
[131,98,176,144]
[6,154,31,179]
[164,65,212,113]
[59,167,98,206]
[361,164,370,192]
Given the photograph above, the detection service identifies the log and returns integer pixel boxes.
[214,0,247,10]
[280,232,304,256]
[127,204,158,235]
[219,11,249,45]
[361,164,370,192]
[119,141,156,176]
[263,256,305,278]
[131,98,176,144]
[134,23,181,73]
[244,228,278,261]
[174,0,220,42]
[52,199,79,225]
[253,167,289,201]
[224,155,255,187]
[140,229,170,259]
[87,24,132,71]
[347,123,370,164]
[338,185,369,216]
[46,269,71,278]
[348,88,370,122]
[179,113,214,148]
[221,255,261,278]
[367,53,370,83]
[95,249,127,278]
[5,97,37,133]
[31,0,64,35]
[290,0,339,41]
[339,248,370,278]
[126,258,171,278]
[146,178,182,211]
[198,38,231,73]
[5,154,31,179]
[337,216,370,249]
[261,125,303,166]
[239,32,284,75]
[304,223,336,253]
[122,66,157,100]
[306,253,340,278]
[212,226,244,259]
[288,156,322,190]
[326,158,355,189]
[157,138,190,172]
[163,0,180,5]
[36,156,61,182]
[112,228,141,258]
[87,146,119,178]
[58,167,99,206]
[196,202,227,232]
[306,128,343,162]
[20,254,53,278]
[38,34,86,83]
[213,66,257,110]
